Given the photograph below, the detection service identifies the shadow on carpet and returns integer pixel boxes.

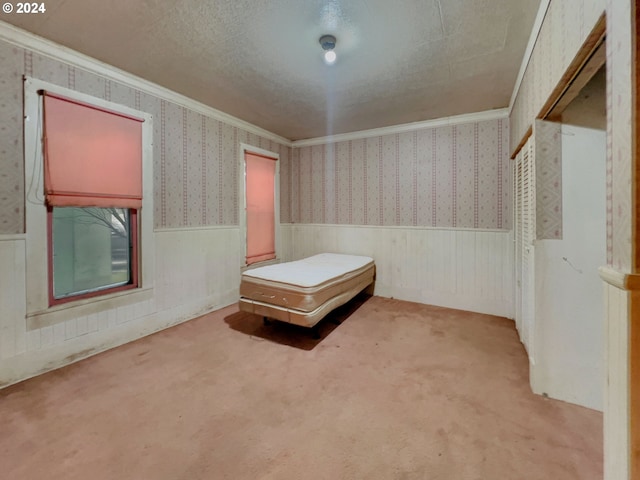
[224,293,372,350]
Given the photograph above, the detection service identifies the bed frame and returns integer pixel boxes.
[238,253,375,337]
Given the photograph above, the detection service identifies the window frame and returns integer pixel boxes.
[239,143,280,269]
[47,206,139,306]
[23,78,155,329]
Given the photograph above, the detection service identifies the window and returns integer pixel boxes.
[49,207,137,301]
[42,91,143,304]
[241,145,280,267]
[24,78,154,328]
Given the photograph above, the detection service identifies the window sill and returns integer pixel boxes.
[26,287,154,331]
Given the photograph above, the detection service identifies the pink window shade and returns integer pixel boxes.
[245,153,276,265]
[43,92,143,208]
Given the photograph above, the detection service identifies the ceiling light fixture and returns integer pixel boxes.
[319,34,337,65]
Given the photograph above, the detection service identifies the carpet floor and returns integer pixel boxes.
[0,295,602,479]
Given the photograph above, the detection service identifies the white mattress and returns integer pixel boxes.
[242,253,374,288]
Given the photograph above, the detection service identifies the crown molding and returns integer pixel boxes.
[0,20,292,147]
[292,108,509,147]
[508,0,551,114]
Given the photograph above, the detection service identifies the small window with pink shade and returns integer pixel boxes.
[244,151,277,266]
[42,92,143,305]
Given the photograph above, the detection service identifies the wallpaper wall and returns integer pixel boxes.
[510,0,605,153]
[535,119,563,240]
[0,39,292,234]
[289,118,510,230]
[509,4,635,475]
[509,0,634,270]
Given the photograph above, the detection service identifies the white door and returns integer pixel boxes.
[514,148,523,337]
[514,139,535,357]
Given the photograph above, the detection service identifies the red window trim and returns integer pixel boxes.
[47,207,139,307]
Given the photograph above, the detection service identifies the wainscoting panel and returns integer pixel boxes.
[154,227,241,312]
[281,224,513,318]
[0,236,27,361]
[0,228,241,388]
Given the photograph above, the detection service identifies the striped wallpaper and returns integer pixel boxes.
[0,40,292,233]
[1,38,509,234]
[289,118,511,230]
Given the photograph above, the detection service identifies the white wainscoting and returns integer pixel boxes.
[603,282,630,480]
[0,236,27,362]
[0,227,241,388]
[281,224,514,318]
[153,227,241,313]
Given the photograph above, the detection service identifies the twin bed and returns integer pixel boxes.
[239,253,375,334]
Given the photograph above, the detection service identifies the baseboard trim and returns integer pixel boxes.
[0,292,238,389]
[373,283,513,319]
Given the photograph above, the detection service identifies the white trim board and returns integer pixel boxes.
[285,223,509,234]
[292,109,509,147]
[599,266,640,291]
[0,21,291,147]
[154,225,240,233]
[0,234,26,242]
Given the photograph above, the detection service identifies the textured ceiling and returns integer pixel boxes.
[4,0,541,140]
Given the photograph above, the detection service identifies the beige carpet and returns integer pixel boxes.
[0,295,602,479]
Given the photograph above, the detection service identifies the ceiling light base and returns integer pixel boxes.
[319,35,336,51]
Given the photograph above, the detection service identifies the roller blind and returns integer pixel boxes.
[245,152,276,265]
[43,92,143,208]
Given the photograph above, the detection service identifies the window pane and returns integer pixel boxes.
[52,207,131,299]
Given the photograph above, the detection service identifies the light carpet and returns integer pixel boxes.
[0,295,602,479]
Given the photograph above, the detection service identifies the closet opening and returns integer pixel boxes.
[513,32,607,413]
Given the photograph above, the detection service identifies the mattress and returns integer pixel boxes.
[239,253,375,327]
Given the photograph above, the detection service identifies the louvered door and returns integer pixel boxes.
[514,149,523,337]
[514,139,535,357]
